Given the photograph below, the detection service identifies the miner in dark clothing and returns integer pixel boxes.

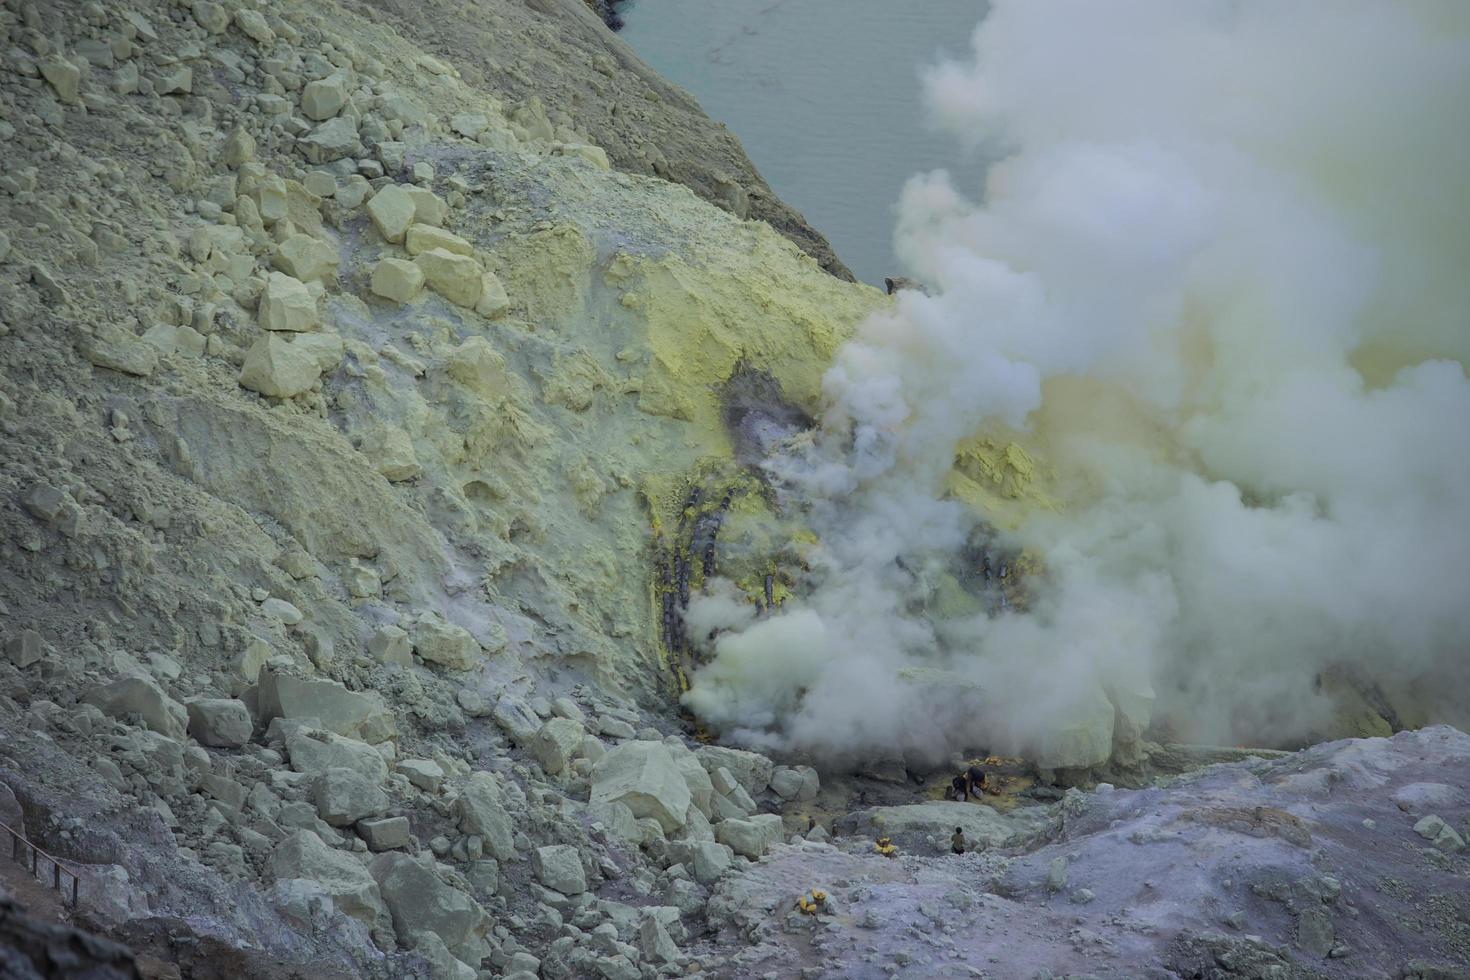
[948,765,989,801]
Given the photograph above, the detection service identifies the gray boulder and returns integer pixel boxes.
[455,772,515,860]
[714,816,783,861]
[269,830,387,930]
[357,816,411,852]
[313,767,388,826]
[532,844,587,895]
[371,852,485,954]
[185,698,253,748]
[530,717,585,775]
[695,746,774,796]
[768,765,820,802]
[84,675,187,739]
[591,742,691,833]
[256,669,396,742]
[288,729,390,782]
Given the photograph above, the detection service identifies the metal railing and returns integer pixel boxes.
[2,821,79,907]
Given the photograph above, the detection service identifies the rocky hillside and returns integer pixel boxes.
[0,0,1465,978]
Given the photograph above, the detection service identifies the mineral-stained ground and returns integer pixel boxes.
[0,0,1465,977]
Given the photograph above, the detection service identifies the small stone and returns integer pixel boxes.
[413,615,483,670]
[300,117,360,164]
[530,717,586,776]
[369,257,424,303]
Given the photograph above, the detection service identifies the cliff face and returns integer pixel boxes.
[349,0,855,280]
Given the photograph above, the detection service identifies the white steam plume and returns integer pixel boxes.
[683,0,1470,769]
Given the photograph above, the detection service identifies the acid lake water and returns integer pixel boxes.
[621,0,992,286]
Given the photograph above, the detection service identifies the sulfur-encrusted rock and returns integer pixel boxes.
[313,767,388,826]
[413,615,483,670]
[445,337,507,399]
[191,1,229,34]
[273,235,339,283]
[366,185,417,244]
[474,272,511,318]
[406,224,474,257]
[259,272,319,332]
[256,669,396,743]
[301,73,350,121]
[239,335,323,398]
[591,742,691,833]
[403,187,448,227]
[360,426,421,482]
[269,830,386,930]
[84,675,187,740]
[185,698,253,748]
[531,844,587,895]
[530,717,585,776]
[370,257,425,303]
[415,249,482,308]
[456,772,515,860]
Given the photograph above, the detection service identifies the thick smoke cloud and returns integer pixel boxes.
[682,0,1470,766]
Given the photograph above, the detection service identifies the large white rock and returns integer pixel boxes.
[301,73,350,121]
[256,669,396,743]
[696,746,774,797]
[258,272,319,332]
[272,234,339,283]
[366,184,417,244]
[238,334,324,397]
[531,844,587,895]
[530,717,585,775]
[270,830,387,931]
[371,852,485,954]
[769,765,820,802]
[405,224,474,257]
[413,615,482,670]
[456,772,515,860]
[415,248,482,308]
[84,676,187,740]
[370,257,424,303]
[714,816,781,861]
[590,742,691,833]
[185,698,253,748]
[287,729,389,782]
[313,767,388,826]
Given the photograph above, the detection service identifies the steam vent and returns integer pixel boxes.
[0,0,1467,976]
